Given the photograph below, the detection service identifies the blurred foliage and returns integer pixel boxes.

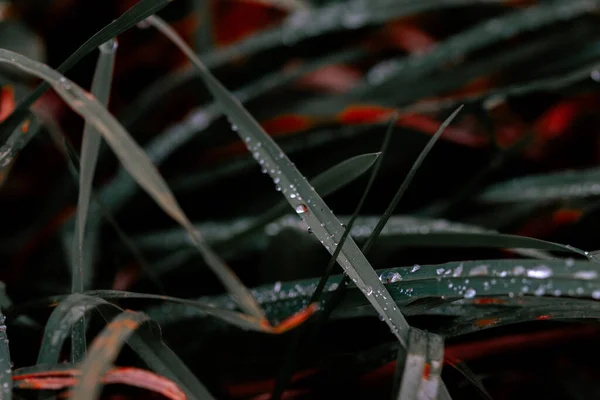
[2,0,600,399]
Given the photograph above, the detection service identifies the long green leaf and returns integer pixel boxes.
[70,38,117,365]
[0,48,264,322]
[147,14,411,344]
[145,258,600,326]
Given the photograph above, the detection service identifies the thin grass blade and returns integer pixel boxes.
[70,38,117,365]
[363,106,463,254]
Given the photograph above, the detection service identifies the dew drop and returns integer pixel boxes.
[527,265,552,279]
[295,204,308,214]
[365,286,373,296]
[592,290,600,300]
[411,264,421,273]
[463,288,476,299]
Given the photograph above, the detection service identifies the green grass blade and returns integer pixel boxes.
[0,0,171,142]
[0,48,264,321]
[29,291,274,336]
[144,258,600,326]
[311,115,395,304]
[72,38,117,292]
[70,38,117,365]
[270,116,395,400]
[62,138,164,294]
[38,294,104,365]
[363,106,462,254]
[148,14,411,343]
[0,310,11,400]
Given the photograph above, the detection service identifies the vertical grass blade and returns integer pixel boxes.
[72,38,117,292]
[0,48,264,321]
[70,38,117,364]
[147,15,411,343]
[363,106,463,254]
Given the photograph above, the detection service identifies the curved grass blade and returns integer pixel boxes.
[0,310,11,400]
[34,293,214,400]
[70,310,149,400]
[148,14,411,343]
[32,290,310,339]
[13,365,186,400]
[215,152,380,252]
[0,48,264,321]
[479,167,600,203]
[70,37,117,365]
[145,258,600,326]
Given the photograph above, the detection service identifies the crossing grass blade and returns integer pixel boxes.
[147,14,412,344]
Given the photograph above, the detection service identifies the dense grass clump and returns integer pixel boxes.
[1,0,600,398]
